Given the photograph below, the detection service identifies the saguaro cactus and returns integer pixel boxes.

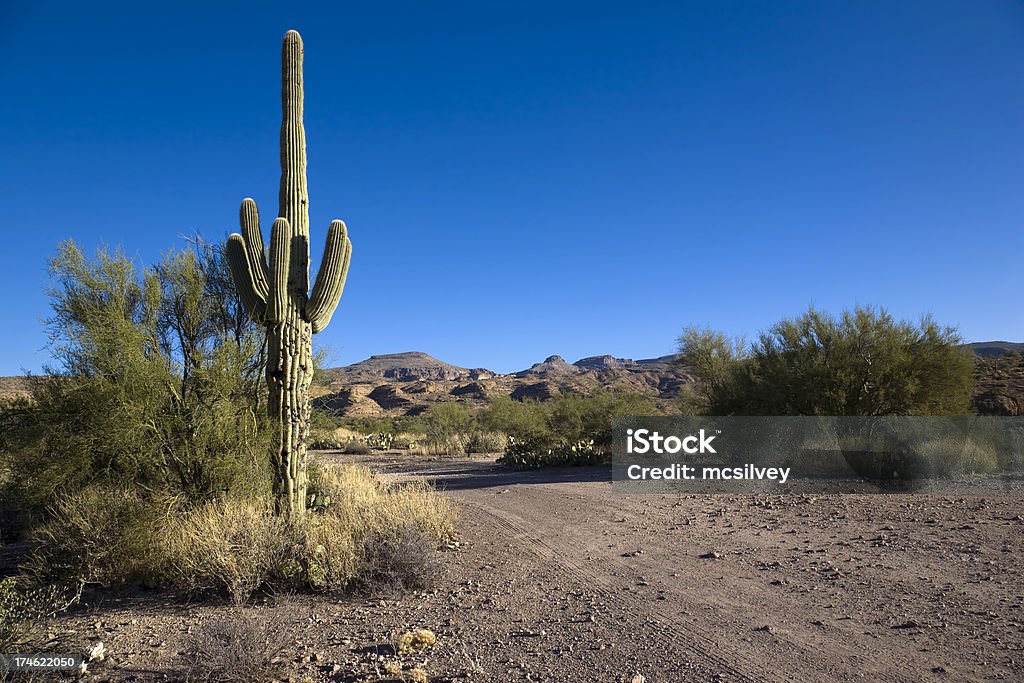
[225,30,352,517]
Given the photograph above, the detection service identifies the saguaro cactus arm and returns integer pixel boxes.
[225,197,274,321]
[239,197,270,295]
[306,220,352,333]
[266,217,291,325]
[225,233,267,320]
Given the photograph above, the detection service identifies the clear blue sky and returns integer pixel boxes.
[1,1,1022,375]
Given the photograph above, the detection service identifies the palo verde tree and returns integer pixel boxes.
[678,306,974,416]
[225,30,352,516]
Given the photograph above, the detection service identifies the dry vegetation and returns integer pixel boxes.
[23,463,456,605]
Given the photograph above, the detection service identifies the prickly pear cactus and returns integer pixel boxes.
[225,30,352,516]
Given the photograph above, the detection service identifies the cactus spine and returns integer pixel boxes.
[225,30,352,517]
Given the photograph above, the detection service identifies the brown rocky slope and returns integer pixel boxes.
[311,346,1024,418]
[311,351,695,417]
[4,346,1021,417]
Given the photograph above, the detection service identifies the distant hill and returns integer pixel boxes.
[310,351,692,417]
[309,343,1024,418]
[5,342,1022,417]
[317,351,493,383]
[965,341,1024,358]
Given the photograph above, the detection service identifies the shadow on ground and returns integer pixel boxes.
[322,450,612,491]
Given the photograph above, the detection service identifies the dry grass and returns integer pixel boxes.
[25,463,456,603]
[157,498,291,604]
[303,464,457,591]
[184,608,291,682]
[25,486,154,587]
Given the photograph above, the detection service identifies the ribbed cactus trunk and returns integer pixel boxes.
[225,31,352,517]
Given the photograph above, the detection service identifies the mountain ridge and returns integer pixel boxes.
[3,344,1021,417]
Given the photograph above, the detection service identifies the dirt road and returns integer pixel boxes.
[361,453,1024,682]
[53,453,1024,682]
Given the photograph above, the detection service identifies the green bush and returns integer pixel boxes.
[422,403,474,454]
[546,391,659,450]
[2,240,273,526]
[678,306,974,416]
[498,436,600,470]
[0,240,456,610]
[480,397,548,440]
[485,390,658,468]
[463,430,506,455]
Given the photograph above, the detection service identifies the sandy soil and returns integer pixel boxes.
[43,452,1024,682]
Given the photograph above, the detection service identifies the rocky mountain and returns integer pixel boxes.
[973,352,1024,416]
[5,344,1022,418]
[515,355,580,377]
[310,351,694,417]
[317,352,493,383]
[309,344,1024,418]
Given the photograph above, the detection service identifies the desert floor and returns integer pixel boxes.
[39,452,1024,682]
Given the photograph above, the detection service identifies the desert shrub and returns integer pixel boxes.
[308,429,352,450]
[184,609,291,683]
[1,242,457,608]
[422,403,474,455]
[308,433,344,450]
[546,391,659,450]
[922,438,999,476]
[485,390,657,468]
[498,436,601,470]
[24,486,155,589]
[343,440,371,455]
[463,430,506,455]
[678,306,974,416]
[837,420,1003,481]
[157,497,291,603]
[310,406,346,433]
[300,512,360,591]
[390,433,419,450]
[480,397,548,440]
[300,464,455,592]
[0,577,77,651]
[309,411,365,450]
[17,464,455,601]
[5,469,452,607]
[355,524,438,590]
[310,464,456,541]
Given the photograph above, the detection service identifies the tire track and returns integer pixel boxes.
[462,497,772,683]
[459,492,929,683]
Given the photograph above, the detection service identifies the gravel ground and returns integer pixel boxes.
[41,452,1024,682]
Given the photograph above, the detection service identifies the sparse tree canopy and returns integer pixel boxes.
[4,239,272,517]
[678,306,974,416]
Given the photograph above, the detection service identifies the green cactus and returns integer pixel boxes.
[225,30,352,517]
